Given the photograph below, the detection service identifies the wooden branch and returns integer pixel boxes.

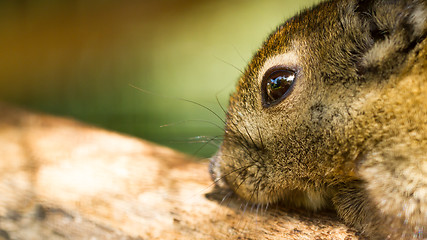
[0,102,361,239]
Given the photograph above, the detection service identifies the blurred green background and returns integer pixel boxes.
[0,0,318,158]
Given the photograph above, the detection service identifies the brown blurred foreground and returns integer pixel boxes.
[0,103,361,239]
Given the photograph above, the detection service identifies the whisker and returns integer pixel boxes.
[250,202,256,213]
[227,132,268,179]
[192,135,223,156]
[129,84,226,125]
[232,44,248,65]
[228,125,254,152]
[216,94,227,115]
[243,125,260,150]
[219,191,234,206]
[187,135,223,141]
[181,140,222,145]
[226,120,269,169]
[210,190,233,223]
[259,202,269,219]
[165,136,223,144]
[261,203,267,216]
[238,201,255,234]
[227,169,257,212]
[219,165,255,194]
[214,56,244,75]
[195,161,255,195]
[256,126,265,149]
[242,201,250,215]
[160,119,224,131]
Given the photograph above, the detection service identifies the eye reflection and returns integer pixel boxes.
[262,68,296,107]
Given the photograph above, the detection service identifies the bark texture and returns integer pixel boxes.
[0,103,361,239]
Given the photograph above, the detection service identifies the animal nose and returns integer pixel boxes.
[209,153,228,188]
[209,155,219,182]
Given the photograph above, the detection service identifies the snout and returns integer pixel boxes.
[209,152,228,188]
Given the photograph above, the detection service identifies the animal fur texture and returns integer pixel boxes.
[210,0,427,239]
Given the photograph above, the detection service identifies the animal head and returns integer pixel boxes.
[210,0,426,238]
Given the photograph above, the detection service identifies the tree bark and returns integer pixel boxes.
[0,102,362,240]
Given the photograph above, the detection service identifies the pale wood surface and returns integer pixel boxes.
[0,103,361,239]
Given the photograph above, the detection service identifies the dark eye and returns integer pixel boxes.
[261,68,296,107]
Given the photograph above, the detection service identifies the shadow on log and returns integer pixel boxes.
[0,103,362,239]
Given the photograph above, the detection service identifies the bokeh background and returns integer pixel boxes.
[0,0,318,158]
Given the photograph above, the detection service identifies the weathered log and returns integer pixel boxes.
[0,103,361,239]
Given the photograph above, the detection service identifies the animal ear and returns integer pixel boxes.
[356,0,426,43]
[354,0,426,74]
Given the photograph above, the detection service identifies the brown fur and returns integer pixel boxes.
[210,0,427,239]
[0,103,360,239]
